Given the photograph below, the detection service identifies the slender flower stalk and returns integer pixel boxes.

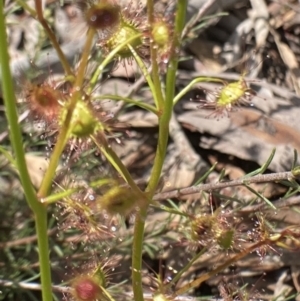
[131,1,187,300]
[38,28,96,198]
[0,2,53,301]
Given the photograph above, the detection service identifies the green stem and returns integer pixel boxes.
[0,145,16,166]
[91,135,136,188]
[101,287,116,301]
[93,95,158,115]
[131,1,187,300]
[91,135,148,206]
[146,0,164,111]
[147,0,187,195]
[41,188,78,205]
[15,0,37,17]
[35,211,53,301]
[173,77,225,105]
[128,44,158,108]
[87,34,142,94]
[0,3,52,301]
[38,28,96,197]
[131,205,147,300]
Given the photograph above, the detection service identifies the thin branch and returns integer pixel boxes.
[0,279,70,293]
[182,0,219,38]
[153,171,297,201]
[0,228,57,248]
[240,195,300,213]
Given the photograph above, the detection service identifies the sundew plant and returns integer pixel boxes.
[1,1,300,301]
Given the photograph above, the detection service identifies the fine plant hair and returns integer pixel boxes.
[1,1,300,301]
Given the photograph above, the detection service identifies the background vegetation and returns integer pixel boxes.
[1,0,300,301]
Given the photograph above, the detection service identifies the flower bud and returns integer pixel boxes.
[152,20,170,47]
[217,229,234,250]
[106,22,142,57]
[72,276,103,301]
[85,1,120,31]
[27,83,61,122]
[82,0,144,57]
[96,185,138,215]
[153,293,172,301]
[61,101,98,138]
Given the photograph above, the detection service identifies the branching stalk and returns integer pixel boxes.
[93,95,158,115]
[38,28,96,197]
[0,3,52,300]
[131,1,187,300]
[173,77,225,105]
[129,44,160,108]
[91,134,147,202]
[146,0,164,111]
[88,34,142,94]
